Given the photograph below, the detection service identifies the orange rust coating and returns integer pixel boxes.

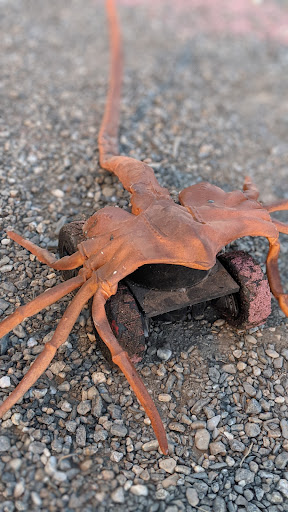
[92,291,168,454]
[0,271,88,339]
[0,274,99,419]
[7,230,85,270]
[1,0,288,451]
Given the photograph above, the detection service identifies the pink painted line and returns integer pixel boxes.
[119,0,288,45]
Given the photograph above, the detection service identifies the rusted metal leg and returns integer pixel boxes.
[263,199,288,213]
[263,200,288,235]
[0,273,98,418]
[92,290,168,455]
[0,270,90,339]
[271,219,288,235]
[98,0,171,215]
[243,176,260,201]
[7,231,85,270]
[266,237,288,316]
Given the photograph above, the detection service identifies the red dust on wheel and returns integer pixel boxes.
[99,283,146,364]
[214,250,271,329]
[58,223,146,364]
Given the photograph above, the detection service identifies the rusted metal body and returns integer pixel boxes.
[0,0,288,454]
[58,223,270,354]
[126,261,238,318]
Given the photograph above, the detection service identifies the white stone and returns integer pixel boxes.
[49,361,65,375]
[245,335,257,344]
[253,366,261,376]
[110,451,124,462]
[158,393,172,402]
[195,428,210,450]
[193,465,205,473]
[266,349,279,358]
[130,484,148,496]
[237,362,247,371]
[51,189,64,198]
[0,376,11,388]
[222,364,236,374]
[14,481,25,498]
[157,348,172,361]
[142,440,159,452]
[159,457,176,474]
[207,415,221,430]
[111,487,125,503]
[213,319,225,327]
[275,396,285,404]
[27,337,38,347]
[92,371,106,384]
[11,413,21,425]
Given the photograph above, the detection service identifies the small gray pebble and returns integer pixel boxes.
[186,488,199,507]
[280,419,288,439]
[209,367,220,383]
[110,451,124,463]
[94,428,109,442]
[275,451,288,469]
[222,363,236,374]
[235,468,255,485]
[76,425,86,447]
[28,441,46,455]
[207,415,221,430]
[91,395,104,417]
[0,298,9,311]
[0,435,11,452]
[0,335,10,355]
[213,496,227,512]
[209,441,227,456]
[245,398,262,414]
[277,479,288,498]
[110,423,128,437]
[243,382,257,397]
[229,439,246,452]
[65,420,77,433]
[195,428,210,450]
[268,491,283,504]
[12,325,26,338]
[245,423,261,437]
[246,505,261,512]
[243,489,254,501]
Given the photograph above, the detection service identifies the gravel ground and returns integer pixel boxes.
[1,1,288,511]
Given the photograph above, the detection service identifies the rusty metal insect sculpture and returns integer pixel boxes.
[1,0,288,455]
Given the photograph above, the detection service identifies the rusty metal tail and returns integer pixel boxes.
[98,0,123,166]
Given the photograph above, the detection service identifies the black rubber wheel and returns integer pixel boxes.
[213,250,271,329]
[58,221,86,281]
[58,221,146,363]
[98,283,146,364]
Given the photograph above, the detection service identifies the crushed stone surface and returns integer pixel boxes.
[1,0,288,511]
